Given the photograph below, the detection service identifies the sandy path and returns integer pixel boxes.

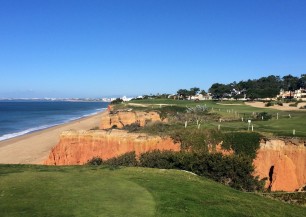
[245,102,306,111]
[0,111,105,164]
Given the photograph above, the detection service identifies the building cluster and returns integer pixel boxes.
[277,88,306,100]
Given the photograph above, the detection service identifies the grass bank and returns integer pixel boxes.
[0,165,305,217]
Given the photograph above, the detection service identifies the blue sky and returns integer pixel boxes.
[1,0,306,98]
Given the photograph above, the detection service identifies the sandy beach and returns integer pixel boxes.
[0,111,105,164]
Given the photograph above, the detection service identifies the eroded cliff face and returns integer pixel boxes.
[253,139,306,192]
[100,110,162,129]
[44,129,180,165]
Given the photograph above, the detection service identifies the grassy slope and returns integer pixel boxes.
[125,99,306,137]
[0,165,305,217]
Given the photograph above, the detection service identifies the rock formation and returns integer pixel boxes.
[44,129,180,165]
[100,110,162,129]
[253,139,306,192]
[44,108,306,192]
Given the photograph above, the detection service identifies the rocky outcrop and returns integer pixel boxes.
[253,139,306,192]
[100,110,162,129]
[44,129,180,165]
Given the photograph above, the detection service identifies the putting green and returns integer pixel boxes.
[0,169,155,217]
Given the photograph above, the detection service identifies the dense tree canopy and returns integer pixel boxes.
[208,74,304,99]
[177,87,203,99]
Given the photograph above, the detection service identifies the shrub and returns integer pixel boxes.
[289,102,298,107]
[170,129,224,152]
[221,132,261,159]
[87,157,103,166]
[122,123,140,132]
[103,152,138,167]
[157,106,187,120]
[139,151,264,191]
[265,102,273,107]
[256,112,272,121]
[111,98,123,104]
[276,101,283,106]
[139,150,179,169]
[186,105,209,114]
[284,98,296,103]
[139,122,171,136]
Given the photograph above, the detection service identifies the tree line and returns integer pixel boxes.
[208,74,306,99]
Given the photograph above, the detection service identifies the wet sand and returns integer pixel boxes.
[0,111,105,164]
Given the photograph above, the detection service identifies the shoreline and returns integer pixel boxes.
[0,109,105,142]
[0,110,107,164]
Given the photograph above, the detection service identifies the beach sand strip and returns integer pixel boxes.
[0,111,105,164]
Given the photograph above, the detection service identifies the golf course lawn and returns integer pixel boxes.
[123,99,306,137]
[0,165,305,217]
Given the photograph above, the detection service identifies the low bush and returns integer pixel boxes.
[139,150,264,191]
[265,102,273,107]
[255,112,272,121]
[122,123,140,132]
[289,102,298,107]
[265,192,306,206]
[157,106,187,120]
[140,122,172,136]
[103,152,138,167]
[221,132,261,159]
[276,101,283,106]
[170,129,221,152]
[111,98,123,104]
[284,98,297,103]
[139,150,180,169]
[87,157,103,166]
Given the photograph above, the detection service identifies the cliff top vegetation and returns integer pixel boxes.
[114,98,306,138]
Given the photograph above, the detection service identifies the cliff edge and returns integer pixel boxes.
[44,129,180,165]
[253,139,306,192]
[100,110,162,129]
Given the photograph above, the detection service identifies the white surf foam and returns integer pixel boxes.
[0,108,107,141]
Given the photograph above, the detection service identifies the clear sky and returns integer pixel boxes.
[1,0,306,98]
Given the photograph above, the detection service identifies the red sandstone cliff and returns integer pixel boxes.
[253,139,306,192]
[44,109,306,192]
[100,110,162,129]
[44,129,180,165]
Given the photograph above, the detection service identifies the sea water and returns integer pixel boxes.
[0,100,109,141]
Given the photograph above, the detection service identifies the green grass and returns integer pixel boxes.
[125,99,306,137]
[0,165,305,217]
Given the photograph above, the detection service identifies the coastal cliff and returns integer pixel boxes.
[44,110,306,191]
[253,139,306,192]
[44,129,180,165]
[100,110,162,129]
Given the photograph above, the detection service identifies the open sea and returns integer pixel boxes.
[0,100,109,141]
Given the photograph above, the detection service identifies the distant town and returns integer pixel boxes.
[1,74,305,103]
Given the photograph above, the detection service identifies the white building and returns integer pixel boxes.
[294,88,306,100]
[122,96,133,102]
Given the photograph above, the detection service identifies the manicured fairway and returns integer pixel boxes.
[0,165,305,217]
[124,99,306,137]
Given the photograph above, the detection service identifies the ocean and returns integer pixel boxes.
[0,100,109,141]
